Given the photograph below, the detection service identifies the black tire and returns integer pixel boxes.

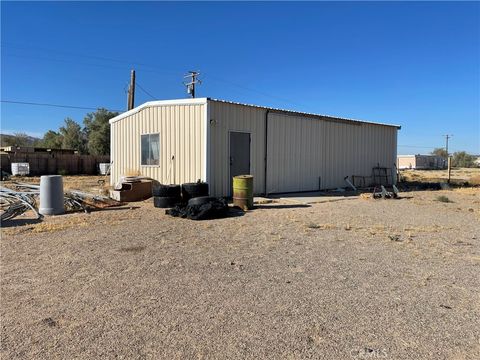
[181,182,209,201]
[187,196,218,206]
[153,196,180,208]
[153,184,181,197]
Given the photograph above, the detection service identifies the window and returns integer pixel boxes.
[141,133,160,165]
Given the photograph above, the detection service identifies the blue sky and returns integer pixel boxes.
[1,1,479,154]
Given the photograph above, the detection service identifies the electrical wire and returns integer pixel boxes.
[1,42,303,107]
[398,145,440,149]
[136,82,157,100]
[1,100,123,112]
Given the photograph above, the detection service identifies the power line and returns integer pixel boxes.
[1,42,181,75]
[2,42,305,107]
[205,73,306,108]
[1,42,148,68]
[1,100,123,112]
[398,144,438,148]
[136,82,157,100]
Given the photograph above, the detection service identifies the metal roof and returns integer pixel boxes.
[208,98,401,129]
[109,97,401,129]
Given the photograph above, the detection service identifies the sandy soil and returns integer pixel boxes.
[1,188,479,359]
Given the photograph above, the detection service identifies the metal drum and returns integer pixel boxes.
[39,175,65,215]
[233,175,254,210]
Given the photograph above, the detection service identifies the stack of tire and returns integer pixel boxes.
[181,182,209,202]
[152,184,181,208]
[153,181,210,208]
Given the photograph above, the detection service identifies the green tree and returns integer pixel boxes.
[2,132,31,147]
[40,130,64,149]
[431,147,448,158]
[83,108,118,155]
[452,151,476,168]
[59,118,87,153]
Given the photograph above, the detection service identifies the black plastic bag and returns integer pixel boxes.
[166,198,229,220]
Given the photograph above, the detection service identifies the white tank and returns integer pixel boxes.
[99,163,111,175]
[11,162,30,176]
[39,175,65,215]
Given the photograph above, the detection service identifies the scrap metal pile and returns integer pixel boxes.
[0,182,123,221]
[0,186,40,221]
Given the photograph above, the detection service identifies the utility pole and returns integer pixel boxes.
[127,69,136,110]
[183,71,201,98]
[443,134,453,156]
[443,134,453,182]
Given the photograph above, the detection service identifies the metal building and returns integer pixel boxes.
[397,155,446,170]
[109,98,400,196]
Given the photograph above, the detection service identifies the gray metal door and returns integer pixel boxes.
[230,131,251,181]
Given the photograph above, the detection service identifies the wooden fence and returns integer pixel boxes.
[0,152,110,176]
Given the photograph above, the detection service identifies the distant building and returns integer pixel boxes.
[397,155,446,170]
[474,156,480,167]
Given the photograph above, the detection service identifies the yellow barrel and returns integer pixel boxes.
[233,175,254,210]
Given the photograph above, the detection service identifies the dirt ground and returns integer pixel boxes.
[1,178,479,359]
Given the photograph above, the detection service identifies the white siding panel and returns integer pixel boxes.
[110,103,205,186]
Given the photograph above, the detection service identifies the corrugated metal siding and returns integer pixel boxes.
[266,112,397,192]
[209,101,397,196]
[110,103,205,186]
[208,101,266,197]
[111,99,398,196]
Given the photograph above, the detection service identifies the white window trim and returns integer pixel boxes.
[140,132,161,167]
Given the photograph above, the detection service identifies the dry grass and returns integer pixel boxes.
[400,167,480,183]
[30,220,88,233]
[436,195,453,203]
[359,193,372,200]
[2,175,108,193]
[469,175,480,186]
[454,187,479,195]
[3,214,91,235]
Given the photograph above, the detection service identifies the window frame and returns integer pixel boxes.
[140,132,160,167]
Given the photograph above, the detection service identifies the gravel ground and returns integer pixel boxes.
[1,188,479,359]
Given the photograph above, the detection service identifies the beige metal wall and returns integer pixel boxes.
[209,100,398,195]
[111,99,398,196]
[267,113,398,192]
[208,101,266,197]
[110,103,205,186]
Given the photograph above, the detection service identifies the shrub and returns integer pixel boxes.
[436,195,452,203]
